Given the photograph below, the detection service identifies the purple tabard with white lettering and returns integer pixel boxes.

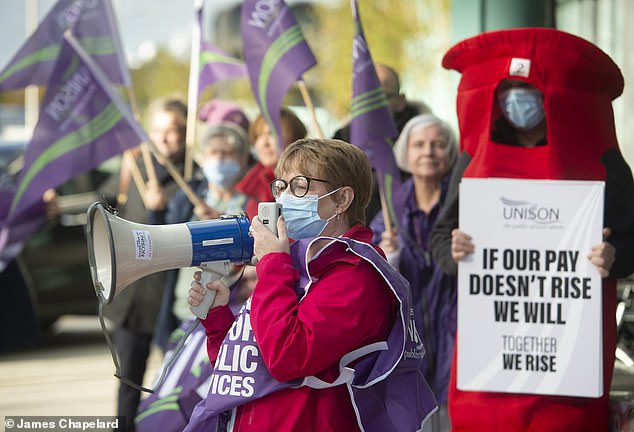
[184,237,437,431]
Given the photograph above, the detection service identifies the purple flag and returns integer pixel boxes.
[348,0,403,228]
[0,0,130,91]
[6,33,147,222]
[199,42,248,94]
[197,6,246,95]
[241,0,317,148]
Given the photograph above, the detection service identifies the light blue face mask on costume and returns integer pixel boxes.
[276,188,341,239]
[498,87,545,130]
[203,159,241,188]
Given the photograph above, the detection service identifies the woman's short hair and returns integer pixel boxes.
[199,123,250,161]
[276,138,372,226]
[248,107,307,146]
[393,113,458,173]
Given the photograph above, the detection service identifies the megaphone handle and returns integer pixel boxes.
[189,269,221,320]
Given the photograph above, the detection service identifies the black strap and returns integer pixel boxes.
[97,263,248,393]
[98,303,199,394]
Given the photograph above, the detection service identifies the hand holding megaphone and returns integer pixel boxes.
[188,270,231,312]
[189,261,246,319]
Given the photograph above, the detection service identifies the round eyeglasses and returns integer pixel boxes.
[270,175,331,199]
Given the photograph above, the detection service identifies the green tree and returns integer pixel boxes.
[129,47,257,123]
[309,0,450,121]
[128,48,189,120]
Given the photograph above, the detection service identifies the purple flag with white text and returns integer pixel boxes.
[348,0,403,228]
[0,0,130,91]
[197,6,246,95]
[241,0,316,148]
[6,33,147,222]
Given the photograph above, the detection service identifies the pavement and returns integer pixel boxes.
[0,315,162,419]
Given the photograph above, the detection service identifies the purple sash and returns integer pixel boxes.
[335,237,438,431]
[184,237,436,431]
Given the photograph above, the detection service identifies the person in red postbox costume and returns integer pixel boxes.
[430,27,634,431]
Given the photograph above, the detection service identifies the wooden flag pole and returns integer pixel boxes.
[144,139,206,209]
[184,0,204,181]
[101,90,146,208]
[297,80,324,138]
[122,150,150,207]
[124,87,158,184]
[378,187,394,233]
[24,0,39,134]
[140,144,157,183]
[112,88,155,208]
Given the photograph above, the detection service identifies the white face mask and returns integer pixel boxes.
[202,159,241,188]
[498,87,545,130]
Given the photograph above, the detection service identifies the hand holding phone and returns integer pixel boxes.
[257,202,282,236]
[251,202,283,265]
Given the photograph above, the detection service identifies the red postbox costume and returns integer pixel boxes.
[430,28,634,431]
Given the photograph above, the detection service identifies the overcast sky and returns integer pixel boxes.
[0,0,241,68]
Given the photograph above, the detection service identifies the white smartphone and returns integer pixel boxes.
[258,202,282,236]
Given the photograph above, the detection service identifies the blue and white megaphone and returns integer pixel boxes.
[86,201,254,319]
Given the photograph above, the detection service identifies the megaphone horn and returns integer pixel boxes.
[86,202,253,317]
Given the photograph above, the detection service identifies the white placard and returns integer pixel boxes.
[457,178,604,397]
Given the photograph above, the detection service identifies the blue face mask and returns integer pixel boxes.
[202,159,241,188]
[498,87,545,130]
[276,188,341,239]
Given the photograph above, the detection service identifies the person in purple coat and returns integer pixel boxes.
[370,113,458,432]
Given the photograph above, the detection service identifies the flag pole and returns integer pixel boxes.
[144,139,206,208]
[124,87,158,183]
[297,79,323,138]
[24,0,39,133]
[121,150,150,207]
[184,0,204,181]
[115,86,157,208]
[378,190,392,231]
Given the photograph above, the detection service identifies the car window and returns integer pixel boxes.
[0,141,25,190]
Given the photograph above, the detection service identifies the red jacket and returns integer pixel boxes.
[201,225,398,431]
[235,162,275,219]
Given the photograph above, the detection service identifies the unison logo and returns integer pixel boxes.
[500,196,561,224]
[44,66,92,122]
[246,0,282,29]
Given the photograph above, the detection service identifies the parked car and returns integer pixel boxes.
[0,138,118,350]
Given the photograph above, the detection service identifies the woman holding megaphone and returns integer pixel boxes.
[186,138,436,432]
